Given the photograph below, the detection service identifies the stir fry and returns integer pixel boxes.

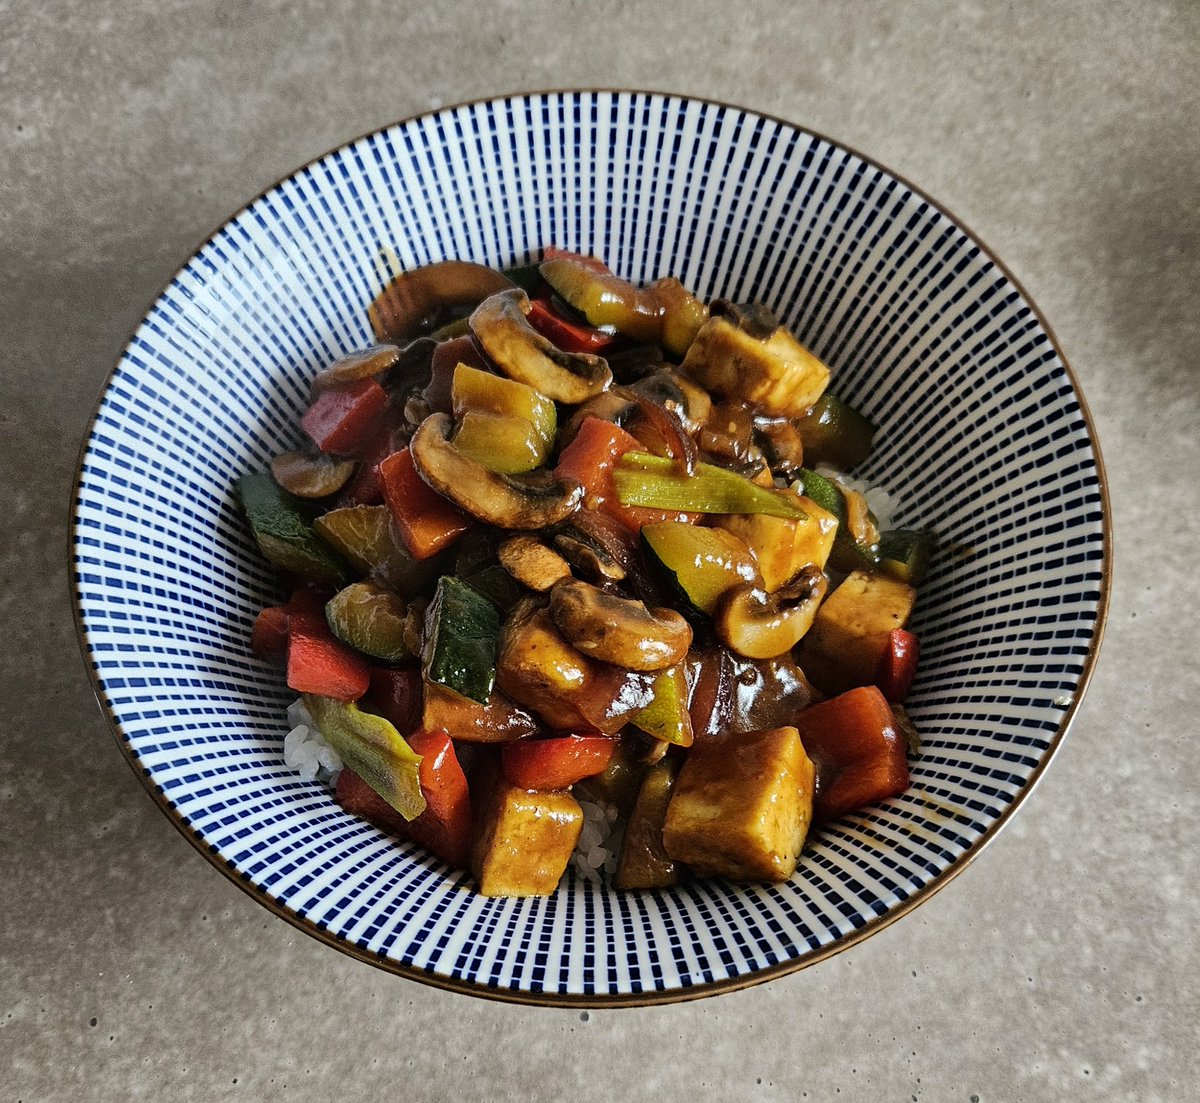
[239,249,931,897]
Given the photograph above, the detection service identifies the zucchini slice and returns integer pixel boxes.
[422,576,501,704]
[640,521,760,615]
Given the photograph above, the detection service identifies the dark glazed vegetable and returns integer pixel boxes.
[548,578,692,672]
[469,289,613,403]
[409,413,583,529]
[369,261,515,342]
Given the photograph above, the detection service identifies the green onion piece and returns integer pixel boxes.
[613,453,807,518]
[303,695,425,820]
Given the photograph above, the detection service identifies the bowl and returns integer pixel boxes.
[71,90,1109,1005]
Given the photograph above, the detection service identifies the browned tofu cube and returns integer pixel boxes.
[662,726,815,882]
[801,569,917,689]
[680,317,830,418]
[718,492,839,590]
[471,779,583,897]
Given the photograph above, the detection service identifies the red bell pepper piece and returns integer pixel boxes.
[285,591,370,701]
[335,730,472,869]
[555,416,701,533]
[876,629,920,703]
[301,377,389,456]
[378,447,472,559]
[795,686,910,823]
[405,729,473,869]
[527,295,616,353]
[338,406,405,507]
[501,734,616,791]
[366,665,423,734]
[250,605,290,663]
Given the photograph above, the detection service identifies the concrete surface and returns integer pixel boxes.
[3,2,1197,1100]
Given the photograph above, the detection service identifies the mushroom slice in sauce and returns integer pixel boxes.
[713,565,828,659]
[311,343,402,394]
[549,578,692,672]
[270,452,356,498]
[498,535,573,592]
[408,412,582,530]
[469,289,612,404]
[369,261,515,343]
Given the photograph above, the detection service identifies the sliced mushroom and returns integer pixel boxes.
[553,532,625,583]
[551,510,637,584]
[629,368,711,432]
[270,451,356,498]
[549,578,692,672]
[498,535,573,592]
[469,289,612,404]
[409,412,582,529]
[754,415,806,479]
[369,261,515,343]
[311,343,401,394]
[713,565,828,659]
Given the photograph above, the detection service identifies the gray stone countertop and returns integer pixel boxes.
[3,3,1196,1100]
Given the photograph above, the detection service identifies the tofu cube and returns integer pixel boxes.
[679,317,830,418]
[802,569,917,689]
[718,492,839,590]
[471,778,583,897]
[663,726,815,882]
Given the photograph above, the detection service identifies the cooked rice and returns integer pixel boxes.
[794,463,900,536]
[282,697,342,787]
[571,798,623,885]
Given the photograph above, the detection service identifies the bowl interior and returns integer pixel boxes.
[72,91,1107,1004]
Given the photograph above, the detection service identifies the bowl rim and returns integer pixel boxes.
[68,87,1112,1007]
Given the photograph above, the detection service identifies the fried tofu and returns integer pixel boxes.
[717,491,839,590]
[471,778,583,897]
[801,569,917,689]
[679,317,830,418]
[662,726,815,882]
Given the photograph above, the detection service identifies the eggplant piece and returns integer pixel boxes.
[421,681,540,744]
[615,758,682,890]
[495,601,654,733]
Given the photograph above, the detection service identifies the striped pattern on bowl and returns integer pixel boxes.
[71,91,1108,1004]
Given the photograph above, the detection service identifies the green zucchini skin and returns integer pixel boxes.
[877,529,936,585]
[795,468,881,575]
[236,471,347,583]
[797,394,876,470]
[639,522,759,616]
[422,576,501,704]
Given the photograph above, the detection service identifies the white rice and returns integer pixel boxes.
[571,798,623,885]
[282,697,342,787]
[794,463,901,535]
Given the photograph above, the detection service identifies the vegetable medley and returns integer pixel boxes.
[239,249,932,897]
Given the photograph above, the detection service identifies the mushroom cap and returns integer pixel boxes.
[409,412,583,530]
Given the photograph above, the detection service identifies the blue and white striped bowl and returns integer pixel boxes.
[71,91,1109,1004]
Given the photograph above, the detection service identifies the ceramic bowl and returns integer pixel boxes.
[71,90,1109,1005]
